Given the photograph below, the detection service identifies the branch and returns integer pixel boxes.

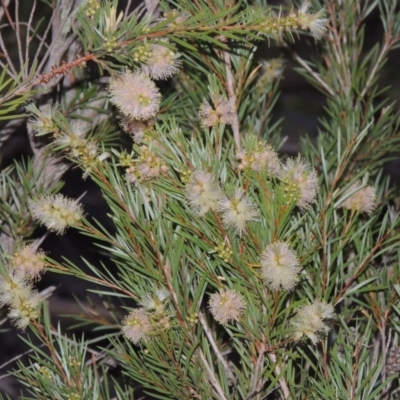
[199,312,234,382]
[199,350,229,400]
[144,0,159,16]
[246,343,266,400]
[292,52,335,97]
[268,352,291,400]
[224,50,241,151]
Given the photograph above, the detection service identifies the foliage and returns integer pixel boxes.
[0,0,400,399]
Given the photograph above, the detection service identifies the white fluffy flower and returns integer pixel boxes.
[292,300,336,344]
[261,242,300,291]
[185,170,222,216]
[122,308,153,344]
[218,189,259,235]
[279,156,319,209]
[341,181,376,215]
[141,41,181,80]
[109,71,161,120]
[29,194,84,234]
[209,289,246,325]
[11,243,46,280]
[297,1,329,40]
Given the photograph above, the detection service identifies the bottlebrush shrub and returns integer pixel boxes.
[1,0,400,399]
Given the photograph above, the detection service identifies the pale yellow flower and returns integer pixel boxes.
[209,289,246,325]
[261,242,300,291]
[141,40,181,80]
[29,194,84,234]
[185,170,222,217]
[279,156,319,209]
[109,71,161,120]
[11,243,46,280]
[292,300,335,344]
[122,308,153,344]
[218,189,259,235]
[341,181,376,215]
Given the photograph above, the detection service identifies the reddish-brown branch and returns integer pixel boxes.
[33,53,98,85]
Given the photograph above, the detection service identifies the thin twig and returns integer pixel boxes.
[14,0,24,73]
[224,50,241,151]
[360,40,390,98]
[198,312,234,381]
[25,0,37,77]
[0,26,17,76]
[144,0,159,16]
[360,0,398,98]
[34,1,57,67]
[268,352,291,400]
[0,344,46,378]
[199,350,229,400]
[246,343,266,400]
[0,0,13,30]
[292,52,335,97]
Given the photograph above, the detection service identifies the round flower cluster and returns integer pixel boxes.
[218,189,259,235]
[141,41,181,80]
[122,290,171,344]
[109,71,161,121]
[29,193,84,234]
[125,145,168,184]
[199,96,235,128]
[185,170,222,217]
[340,180,376,215]
[236,141,280,175]
[279,156,319,209]
[109,37,181,124]
[208,289,246,325]
[292,300,336,344]
[0,241,48,330]
[261,242,300,291]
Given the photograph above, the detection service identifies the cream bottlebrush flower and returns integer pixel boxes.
[199,96,235,128]
[297,1,329,39]
[292,300,336,344]
[8,289,42,330]
[29,194,84,234]
[185,170,222,216]
[126,145,168,183]
[139,288,170,314]
[199,100,219,127]
[209,289,246,325]
[261,58,285,80]
[55,120,89,146]
[55,121,98,160]
[0,269,31,307]
[256,59,285,91]
[218,189,259,235]
[109,71,161,120]
[122,308,153,344]
[119,114,154,142]
[28,104,58,135]
[341,181,377,215]
[261,242,300,291]
[236,143,280,175]
[11,243,46,280]
[141,41,181,80]
[279,156,319,209]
